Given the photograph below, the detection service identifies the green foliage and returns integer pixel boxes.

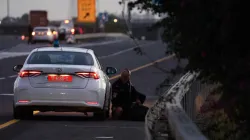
[129,0,249,137]
[204,110,239,140]
[199,109,250,140]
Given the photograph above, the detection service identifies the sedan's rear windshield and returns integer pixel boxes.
[27,51,94,65]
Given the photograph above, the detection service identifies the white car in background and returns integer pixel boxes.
[31,26,58,44]
[13,47,117,120]
[58,20,75,40]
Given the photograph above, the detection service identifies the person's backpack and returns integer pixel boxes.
[128,82,149,121]
[130,103,149,121]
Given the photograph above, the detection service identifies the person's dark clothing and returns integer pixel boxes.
[28,25,33,44]
[111,78,146,119]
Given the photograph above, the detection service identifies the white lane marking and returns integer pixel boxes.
[0,52,30,60]
[98,42,154,59]
[0,42,156,80]
[95,136,114,139]
[74,39,124,48]
[0,94,14,96]
[8,75,17,78]
[65,125,143,129]
[98,47,135,59]
[0,40,126,60]
[0,75,18,80]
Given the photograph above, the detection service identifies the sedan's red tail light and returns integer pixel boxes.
[75,72,99,79]
[19,70,42,78]
[71,29,75,34]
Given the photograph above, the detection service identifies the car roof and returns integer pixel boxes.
[34,27,49,29]
[48,26,57,28]
[32,47,93,53]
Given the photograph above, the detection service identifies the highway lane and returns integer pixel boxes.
[0,34,127,52]
[0,39,155,78]
[0,35,23,51]
[0,39,186,140]
[0,40,173,94]
[0,60,184,140]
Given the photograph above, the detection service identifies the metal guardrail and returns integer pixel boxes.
[145,72,216,140]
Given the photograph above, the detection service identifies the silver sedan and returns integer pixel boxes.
[12,47,117,120]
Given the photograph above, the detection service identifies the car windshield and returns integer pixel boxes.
[60,21,73,28]
[27,51,94,65]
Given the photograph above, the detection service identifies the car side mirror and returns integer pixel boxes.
[106,67,117,75]
[13,65,23,72]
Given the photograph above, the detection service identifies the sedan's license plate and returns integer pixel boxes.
[47,75,72,82]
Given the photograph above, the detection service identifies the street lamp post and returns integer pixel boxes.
[7,0,10,17]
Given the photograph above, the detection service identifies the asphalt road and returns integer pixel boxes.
[0,38,186,140]
[0,35,23,51]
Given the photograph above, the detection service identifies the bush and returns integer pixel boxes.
[128,0,249,135]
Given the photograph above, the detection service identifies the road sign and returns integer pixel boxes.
[98,13,103,20]
[77,0,96,23]
[103,12,108,22]
[98,12,108,22]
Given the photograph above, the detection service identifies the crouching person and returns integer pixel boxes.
[111,69,148,121]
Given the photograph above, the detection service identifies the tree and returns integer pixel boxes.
[20,13,29,24]
[128,0,249,136]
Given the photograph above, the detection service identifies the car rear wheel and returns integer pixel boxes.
[13,105,33,120]
[93,91,111,120]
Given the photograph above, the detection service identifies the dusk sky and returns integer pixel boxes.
[0,0,124,20]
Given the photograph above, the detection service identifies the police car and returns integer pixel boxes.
[12,42,117,120]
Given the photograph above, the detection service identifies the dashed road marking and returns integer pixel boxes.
[98,42,154,59]
[0,40,125,60]
[0,94,14,96]
[95,136,114,139]
[74,39,124,48]
[0,75,18,80]
[8,75,17,78]
[66,125,143,129]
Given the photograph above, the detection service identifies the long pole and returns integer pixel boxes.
[7,0,10,17]
[96,0,99,15]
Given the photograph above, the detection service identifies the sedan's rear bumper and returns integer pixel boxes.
[32,35,54,42]
[14,104,103,112]
[14,87,106,110]
[15,100,101,108]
